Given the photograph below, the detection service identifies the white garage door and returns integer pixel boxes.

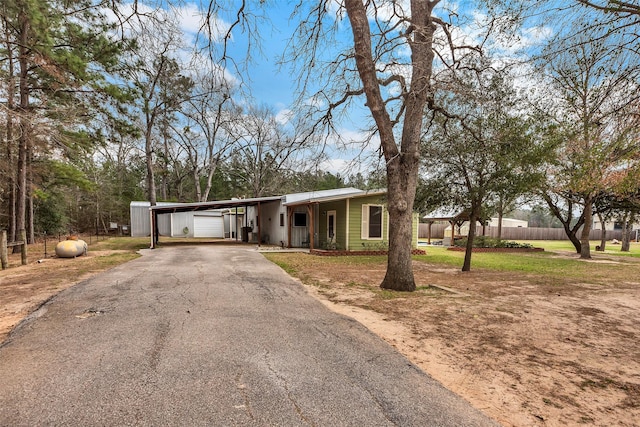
[193,216,224,238]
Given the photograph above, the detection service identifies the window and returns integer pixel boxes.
[280,213,285,227]
[293,212,307,227]
[361,204,383,239]
[368,206,382,238]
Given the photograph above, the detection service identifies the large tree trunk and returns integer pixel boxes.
[14,9,29,253]
[145,134,156,206]
[580,197,593,259]
[27,152,34,243]
[145,107,157,206]
[4,20,17,243]
[345,0,435,292]
[161,128,169,201]
[202,160,219,202]
[497,209,503,241]
[383,168,418,291]
[193,167,202,202]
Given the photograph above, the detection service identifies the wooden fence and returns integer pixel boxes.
[1,229,27,270]
[418,224,627,241]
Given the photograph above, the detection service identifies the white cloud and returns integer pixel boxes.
[172,3,203,34]
[172,2,231,42]
[275,108,293,125]
[319,158,350,175]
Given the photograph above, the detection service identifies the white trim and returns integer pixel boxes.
[345,199,350,249]
[327,210,337,241]
[386,206,389,241]
[361,204,368,239]
[361,204,384,240]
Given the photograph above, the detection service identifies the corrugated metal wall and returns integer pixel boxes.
[130,203,153,237]
[130,202,222,237]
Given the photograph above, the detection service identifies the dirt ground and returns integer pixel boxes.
[265,250,640,427]
[0,247,137,344]
[2,244,639,426]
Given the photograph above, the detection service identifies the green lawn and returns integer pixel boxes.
[418,238,640,257]
[414,242,640,283]
[517,240,640,257]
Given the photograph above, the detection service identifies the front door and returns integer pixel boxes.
[327,210,336,244]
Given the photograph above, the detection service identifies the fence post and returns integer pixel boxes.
[19,229,27,265]
[1,230,7,270]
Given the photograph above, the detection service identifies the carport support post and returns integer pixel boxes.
[149,209,156,249]
[287,208,293,248]
[257,201,261,248]
[307,204,315,250]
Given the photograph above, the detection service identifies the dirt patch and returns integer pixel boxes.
[0,247,137,343]
[268,252,640,427]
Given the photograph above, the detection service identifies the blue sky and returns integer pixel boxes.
[113,1,556,175]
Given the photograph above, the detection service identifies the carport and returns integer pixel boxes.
[148,196,282,249]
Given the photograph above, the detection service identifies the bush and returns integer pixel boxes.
[455,236,533,249]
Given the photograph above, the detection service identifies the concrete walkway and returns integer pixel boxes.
[0,245,497,426]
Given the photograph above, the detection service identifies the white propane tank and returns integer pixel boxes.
[55,239,88,258]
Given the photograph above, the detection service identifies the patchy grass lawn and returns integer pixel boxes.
[264,245,640,427]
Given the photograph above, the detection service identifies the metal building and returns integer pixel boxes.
[129,202,226,238]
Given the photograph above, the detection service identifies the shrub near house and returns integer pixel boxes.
[449,237,543,253]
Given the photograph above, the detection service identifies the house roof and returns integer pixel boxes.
[130,201,185,208]
[283,188,386,206]
[144,195,283,215]
[134,187,387,214]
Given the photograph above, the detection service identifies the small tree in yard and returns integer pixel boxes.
[533,16,640,259]
[423,67,551,271]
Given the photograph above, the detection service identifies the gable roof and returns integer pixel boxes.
[143,195,283,215]
[133,187,388,214]
[283,188,386,206]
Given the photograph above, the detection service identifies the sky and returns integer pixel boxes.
[113,1,557,176]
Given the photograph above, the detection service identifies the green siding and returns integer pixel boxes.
[317,200,347,250]
[317,194,420,251]
[347,195,388,251]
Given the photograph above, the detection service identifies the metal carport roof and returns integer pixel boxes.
[148,196,283,248]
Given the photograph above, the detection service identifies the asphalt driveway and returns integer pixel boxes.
[0,245,497,426]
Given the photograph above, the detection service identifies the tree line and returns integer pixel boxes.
[1,1,639,286]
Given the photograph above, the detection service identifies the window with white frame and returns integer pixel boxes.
[361,204,383,239]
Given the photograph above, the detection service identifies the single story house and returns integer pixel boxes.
[133,188,420,250]
[245,188,420,251]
